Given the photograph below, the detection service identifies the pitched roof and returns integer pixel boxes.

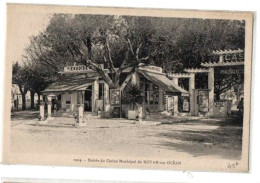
[43,74,97,93]
[138,70,188,94]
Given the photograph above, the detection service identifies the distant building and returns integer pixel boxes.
[11,84,38,111]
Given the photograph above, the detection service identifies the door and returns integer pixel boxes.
[84,85,92,111]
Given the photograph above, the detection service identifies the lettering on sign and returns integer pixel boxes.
[64,65,90,72]
[223,53,244,62]
[140,65,163,73]
[219,68,243,75]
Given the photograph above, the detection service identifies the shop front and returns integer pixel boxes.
[136,68,189,115]
[43,64,189,118]
[43,74,98,113]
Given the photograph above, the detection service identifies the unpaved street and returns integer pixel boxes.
[10,112,242,160]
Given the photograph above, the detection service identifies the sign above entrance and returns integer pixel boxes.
[218,68,244,75]
[139,65,163,73]
[64,65,90,73]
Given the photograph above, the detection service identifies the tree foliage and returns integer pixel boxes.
[24,14,245,96]
[12,62,30,110]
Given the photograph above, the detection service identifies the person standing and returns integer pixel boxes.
[237,98,244,115]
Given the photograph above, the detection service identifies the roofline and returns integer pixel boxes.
[201,61,244,67]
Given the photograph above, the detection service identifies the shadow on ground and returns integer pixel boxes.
[11,110,39,121]
[149,117,243,160]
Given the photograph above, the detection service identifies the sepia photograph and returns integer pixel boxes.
[2,4,253,172]
[1,178,170,183]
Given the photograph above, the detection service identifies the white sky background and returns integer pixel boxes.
[8,12,51,63]
[0,1,260,183]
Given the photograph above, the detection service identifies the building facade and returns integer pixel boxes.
[43,49,244,118]
[43,65,188,117]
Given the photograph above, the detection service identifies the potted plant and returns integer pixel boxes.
[122,84,143,120]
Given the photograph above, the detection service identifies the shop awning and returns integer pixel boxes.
[138,70,189,94]
[43,74,96,93]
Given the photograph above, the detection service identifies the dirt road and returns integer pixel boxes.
[10,115,242,160]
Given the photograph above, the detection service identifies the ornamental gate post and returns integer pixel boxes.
[39,103,45,121]
[78,104,84,124]
[47,95,52,118]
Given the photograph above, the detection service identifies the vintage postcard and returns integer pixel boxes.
[2,4,253,172]
[1,178,158,183]
[1,178,169,183]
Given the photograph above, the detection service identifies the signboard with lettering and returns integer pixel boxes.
[218,68,244,75]
[110,89,121,106]
[222,52,244,62]
[214,101,228,117]
[139,65,163,73]
[64,65,89,72]
[198,90,209,112]
[181,96,190,112]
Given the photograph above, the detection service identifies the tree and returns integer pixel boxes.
[24,62,53,108]
[25,14,156,91]
[122,84,143,110]
[149,19,245,72]
[214,67,244,101]
[12,62,30,110]
[25,14,245,94]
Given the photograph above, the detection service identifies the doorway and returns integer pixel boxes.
[84,85,92,111]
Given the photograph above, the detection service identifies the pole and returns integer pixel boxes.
[16,95,19,111]
[120,90,122,118]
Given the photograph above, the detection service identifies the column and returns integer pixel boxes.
[208,67,214,116]
[82,91,85,111]
[189,73,195,115]
[104,83,110,112]
[77,104,85,126]
[172,77,178,86]
[71,92,77,112]
[39,103,44,121]
[158,88,164,111]
[138,105,143,122]
[172,78,179,116]
[173,95,179,116]
[47,95,52,118]
[92,80,99,112]
[164,95,168,111]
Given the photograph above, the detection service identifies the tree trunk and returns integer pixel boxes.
[18,84,28,111]
[22,94,26,110]
[37,93,41,105]
[30,91,35,109]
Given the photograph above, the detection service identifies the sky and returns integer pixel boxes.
[6,10,52,63]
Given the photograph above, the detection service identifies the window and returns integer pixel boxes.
[145,83,159,106]
[99,83,104,100]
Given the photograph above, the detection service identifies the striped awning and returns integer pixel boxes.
[138,70,188,94]
[43,74,96,93]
